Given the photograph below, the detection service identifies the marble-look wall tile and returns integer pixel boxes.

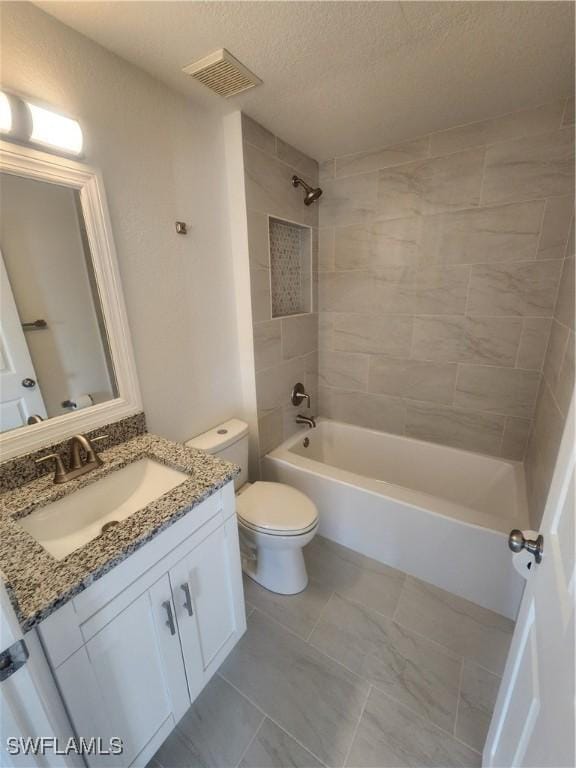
[319,271,374,313]
[318,349,369,390]
[501,417,532,461]
[276,137,318,179]
[318,158,335,182]
[543,320,570,395]
[258,409,283,456]
[481,128,575,205]
[430,101,565,157]
[421,200,544,266]
[335,136,430,178]
[318,227,335,271]
[320,172,378,228]
[333,314,413,356]
[554,257,575,331]
[242,114,276,154]
[377,148,484,220]
[412,265,470,315]
[250,269,272,323]
[405,401,505,455]
[562,96,575,127]
[455,365,540,418]
[317,99,574,462]
[281,313,318,359]
[319,387,406,434]
[516,318,552,371]
[368,358,457,405]
[467,260,563,317]
[555,331,575,417]
[537,196,574,260]
[255,356,307,416]
[253,320,282,371]
[247,209,270,270]
[525,381,566,527]
[373,267,414,314]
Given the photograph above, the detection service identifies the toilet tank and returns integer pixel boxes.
[186,419,249,490]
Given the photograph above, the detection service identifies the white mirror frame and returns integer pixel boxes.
[0,139,142,460]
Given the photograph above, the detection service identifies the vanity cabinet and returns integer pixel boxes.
[36,483,246,768]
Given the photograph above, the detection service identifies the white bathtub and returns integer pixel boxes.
[262,419,528,619]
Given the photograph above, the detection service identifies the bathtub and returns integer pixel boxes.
[262,419,528,619]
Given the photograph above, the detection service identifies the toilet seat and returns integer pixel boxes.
[236,481,318,537]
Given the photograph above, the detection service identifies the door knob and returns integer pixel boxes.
[21,378,36,388]
[508,529,544,564]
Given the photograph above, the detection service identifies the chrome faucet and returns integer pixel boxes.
[295,414,316,429]
[36,433,108,484]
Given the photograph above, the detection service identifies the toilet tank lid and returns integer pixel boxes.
[185,419,249,454]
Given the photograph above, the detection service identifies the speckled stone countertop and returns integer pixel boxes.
[0,434,239,632]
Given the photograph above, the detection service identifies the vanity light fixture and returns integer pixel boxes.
[0,91,12,134]
[28,102,83,155]
[0,91,83,156]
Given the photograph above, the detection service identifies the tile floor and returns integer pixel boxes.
[150,536,514,768]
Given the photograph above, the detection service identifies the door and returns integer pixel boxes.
[170,518,245,692]
[0,250,47,430]
[484,398,575,767]
[55,574,189,767]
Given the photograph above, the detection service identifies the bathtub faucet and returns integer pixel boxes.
[295,414,316,429]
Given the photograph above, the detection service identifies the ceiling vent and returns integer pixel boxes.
[182,49,262,98]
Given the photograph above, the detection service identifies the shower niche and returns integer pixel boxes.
[268,217,312,318]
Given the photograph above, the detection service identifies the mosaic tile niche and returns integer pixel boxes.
[269,217,312,317]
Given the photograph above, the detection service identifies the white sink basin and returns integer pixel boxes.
[19,458,188,561]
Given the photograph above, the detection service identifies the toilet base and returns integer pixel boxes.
[239,522,317,595]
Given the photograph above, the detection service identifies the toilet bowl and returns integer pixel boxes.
[236,481,318,594]
[186,420,318,595]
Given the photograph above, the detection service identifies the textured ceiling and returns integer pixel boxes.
[35,1,575,160]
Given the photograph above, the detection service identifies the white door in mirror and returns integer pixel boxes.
[18,459,188,560]
[484,401,575,767]
[0,250,47,431]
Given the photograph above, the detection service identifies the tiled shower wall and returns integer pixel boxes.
[318,98,574,462]
[242,115,319,459]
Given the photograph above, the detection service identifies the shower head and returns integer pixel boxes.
[291,175,323,206]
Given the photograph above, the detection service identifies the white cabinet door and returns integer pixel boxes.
[56,574,188,767]
[171,517,246,688]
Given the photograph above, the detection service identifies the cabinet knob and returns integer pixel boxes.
[162,600,176,636]
[181,583,194,617]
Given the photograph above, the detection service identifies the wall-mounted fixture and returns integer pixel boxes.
[0,91,83,156]
[291,175,323,206]
[175,221,188,235]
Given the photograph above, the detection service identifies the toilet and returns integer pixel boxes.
[186,419,318,594]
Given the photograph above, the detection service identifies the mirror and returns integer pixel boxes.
[0,140,141,458]
[0,173,118,433]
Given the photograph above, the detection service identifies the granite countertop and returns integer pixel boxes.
[0,434,239,632]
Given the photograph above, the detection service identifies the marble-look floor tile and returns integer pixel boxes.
[393,577,514,675]
[219,610,369,767]
[346,687,481,768]
[153,675,262,768]
[239,719,324,768]
[455,662,501,753]
[305,536,405,618]
[310,594,461,731]
[242,574,332,640]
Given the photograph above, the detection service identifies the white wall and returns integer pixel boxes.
[1,173,115,417]
[1,2,244,441]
